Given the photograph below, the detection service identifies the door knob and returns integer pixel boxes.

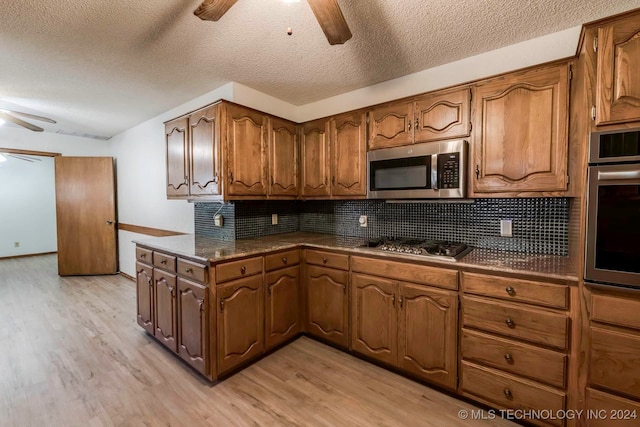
[106,220,114,225]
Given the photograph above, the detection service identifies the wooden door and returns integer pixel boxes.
[305,265,349,348]
[217,275,264,374]
[331,111,367,197]
[414,87,471,143]
[351,274,397,365]
[265,266,301,349]
[300,119,331,197]
[177,278,209,375]
[54,157,117,275]
[225,104,268,196]
[165,117,189,198]
[596,16,640,125]
[189,105,220,196]
[269,117,298,197]
[368,100,414,150]
[136,262,154,334]
[154,270,178,353]
[472,63,569,193]
[398,282,458,390]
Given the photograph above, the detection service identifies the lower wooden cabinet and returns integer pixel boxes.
[305,265,349,348]
[136,262,154,335]
[265,266,301,350]
[177,278,209,375]
[217,275,265,375]
[585,388,640,427]
[154,269,178,352]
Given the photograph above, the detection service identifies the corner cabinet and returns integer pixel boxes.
[471,63,570,194]
[268,117,298,197]
[300,119,331,197]
[331,111,367,197]
[595,13,640,126]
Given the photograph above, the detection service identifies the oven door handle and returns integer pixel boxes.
[598,170,640,181]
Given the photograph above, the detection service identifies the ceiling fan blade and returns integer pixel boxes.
[1,110,56,124]
[194,0,238,21]
[0,111,44,132]
[307,0,352,45]
[7,154,35,162]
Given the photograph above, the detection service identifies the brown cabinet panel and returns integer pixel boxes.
[591,290,640,331]
[166,117,189,198]
[590,326,640,400]
[596,17,640,125]
[189,105,220,196]
[305,249,349,271]
[153,251,176,272]
[225,104,268,196]
[217,275,264,374]
[269,117,298,197]
[177,278,209,375]
[216,256,263,284]
[136,247,153,265]
[414,87,471,143]
[154,269,178,352]
[368,101,414,150]
[136,262,154,335]
[351,274,397,365]
[472,63,569,193]
[351,256,458,290]
[305,265,349,348]
[265,266,301,349]
[331,111,367,197]
[176,258,208,283]
[265,249,300,272]
[301,119,331,197]
[586,388,640,427]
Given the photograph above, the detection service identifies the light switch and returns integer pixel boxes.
[500,219,513,237]
[272,214,278,225]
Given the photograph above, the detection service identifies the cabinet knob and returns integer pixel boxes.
[267,285,272,296]
[213,172,218,183]
[229,172,234,183]
[160,260,167,265]
[343,284,347,294]
[475,165,480,179]
[220,300,225,312]
[322,257,328,264]
[185,268,193,273]
[503,388,513,399]
[140,253,146,258]
[415,117,419,129]
[392,294,396,307]
[505,286,516,296]
[282,257,288,264]
[240,266,246,274]
[407,121,412,131]
[505,318,515,328]
[399,295,404,309]
[504,353,513,363]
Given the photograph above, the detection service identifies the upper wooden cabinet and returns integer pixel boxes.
[595,14,640,126]
[471,63,570,194]
[189,105,220,196]
[414,88,471,143]
[368,100,414,150]
[225,104,268,197]
[331,111,367,197]
[165,117,190,198]
[300,118,331,197]
[268,117,298,197]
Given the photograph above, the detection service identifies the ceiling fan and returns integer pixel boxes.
[0,152,43,163]
[194,0,352,45]
[0,109,56,132]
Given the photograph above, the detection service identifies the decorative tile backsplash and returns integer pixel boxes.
[195,198,570,255]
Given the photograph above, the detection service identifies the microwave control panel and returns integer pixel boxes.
[438,153,460,189]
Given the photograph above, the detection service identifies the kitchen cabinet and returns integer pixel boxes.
[136,262,154,335]
[331,111,367,197]
[189,105,221,196]
[368,100,414,150]
[177,278,209,376]
[165,117,190,198]
[225,103,268,197]
[471,63,570,194]
[268,117,298,197]
[217,275,265,374]
[265,265,301,349]
[595,13,640,126]
[300,118,331,197]
[305,264,349,349]
[154,269,178,352]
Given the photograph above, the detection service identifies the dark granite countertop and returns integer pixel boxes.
[134,232,578,283]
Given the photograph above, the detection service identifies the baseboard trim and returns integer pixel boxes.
[118,223,186,237]
[0,251,57,260]
[119,271,135,282]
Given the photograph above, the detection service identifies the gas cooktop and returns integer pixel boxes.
[362,237,473,261]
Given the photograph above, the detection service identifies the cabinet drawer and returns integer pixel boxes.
[586,388,640,427]
[590,326,640,400]
[136,246,153,264]
[463,272,568,309]
[461,329,567,389]
[305,250,349,270]
[463,296,569,350]
[462,361,566,427]
[265,250,300,272]
[352,256,458,290]
[177,258,208,283]
[153,252,176,272]
[591,291,640,331]
[216,257,263,284]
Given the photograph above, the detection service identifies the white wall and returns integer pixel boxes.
[0,155,57,258]
[0,125,110,156]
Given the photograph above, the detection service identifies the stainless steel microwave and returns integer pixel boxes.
[367,140,468,199]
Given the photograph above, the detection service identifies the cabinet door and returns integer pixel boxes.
[225,104,268,196]
[596,17,640,125]
[265,266,301,349]
[189,105,220,196]
[586,388,640,427]
[154,270,178,352]
[269,117,298,197]
[136,262,154,334]
[398,282,458,390]
[368,100,413,150]
[351,274,397,365]
[300,119,331,197]
[472,63,569,193]
[177,278,209,375]
[305,265,349,348]
[414,88,471,143]
[217,275,264,374]
[331,111,367,197]
[165,117,189,198]
[590,326,640,400]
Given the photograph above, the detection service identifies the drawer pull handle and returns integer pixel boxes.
[322,257,328,264]
[240,266,246,275]
[160,260,167,265]
[505,286,515,296]
[185,268,193,273]
[505,318,515,328]
[504,353,513,363]
[282,257,288,264]
[140,254,146,258]
[503,388,513,399]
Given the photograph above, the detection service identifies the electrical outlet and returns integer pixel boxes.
[358,215,368,228]
[500,219,513,237]
[14,242,19,248]
[272,213,278,225]
[214,214,224,228]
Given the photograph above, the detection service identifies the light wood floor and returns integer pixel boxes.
[0,254,516,426]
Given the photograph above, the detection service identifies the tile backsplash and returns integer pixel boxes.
[195,198,570,255]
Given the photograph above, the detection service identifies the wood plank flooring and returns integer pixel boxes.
[0,254,515,426]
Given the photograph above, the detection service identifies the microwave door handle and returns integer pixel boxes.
[598,170,640,181]
[431,155,438,190]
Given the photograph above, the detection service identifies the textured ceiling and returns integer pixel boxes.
[1,0,640,137]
